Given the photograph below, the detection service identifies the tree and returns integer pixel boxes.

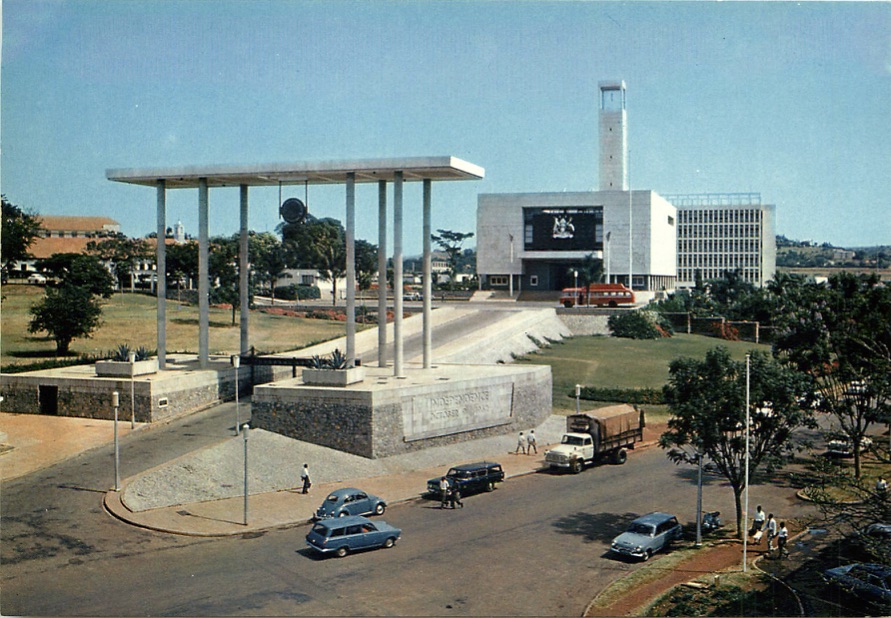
[576,253,604,305]
[38,253,114,298]
[771,272,891,478]
[355,239,378,291]
[86,234,151,291]
[659,347,813,537]
[281,217,346,306]
[431,229,474,281]
[29,284,103,355]
[1,196,41,274]
[165,243,199,290]
[249,232,289,301]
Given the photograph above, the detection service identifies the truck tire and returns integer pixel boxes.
[611,448,628,465]
[563,300,574,308]
[570,459,584,474]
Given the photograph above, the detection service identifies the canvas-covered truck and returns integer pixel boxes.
[545,404,645,473]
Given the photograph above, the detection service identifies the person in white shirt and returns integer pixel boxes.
[751,505,766,542]
[516,432,527,455]
[765,514,777,551]
[777,522,789,558]
[526,430,537,454]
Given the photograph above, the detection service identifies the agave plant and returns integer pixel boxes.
[310,349,349,369]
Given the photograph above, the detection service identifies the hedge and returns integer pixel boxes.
[573,386,665,405]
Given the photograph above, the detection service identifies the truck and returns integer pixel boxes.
[545,404,645,473]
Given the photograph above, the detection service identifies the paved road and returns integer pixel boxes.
[1,397,812,616]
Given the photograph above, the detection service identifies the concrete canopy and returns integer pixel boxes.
[107,156,484,189]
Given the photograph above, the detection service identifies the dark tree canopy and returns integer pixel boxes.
[431,229,474,279]
[1,196,42,272]
[660,347,813,536]
[29,284,103,355]
[38,253,115,299]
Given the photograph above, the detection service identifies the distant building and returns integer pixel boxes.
[13,215,121,274]
[667,193,777,288]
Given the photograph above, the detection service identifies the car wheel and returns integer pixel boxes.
[643,549,653,561]
[485,481,495,492]
[608,301,617,308]
[338,511,348,517]
[612,448,628,465]
[335,546,349,558]
[383,537,396,549]
[563,301,573,308]
[374,503,386,516]
[570,459,583,474]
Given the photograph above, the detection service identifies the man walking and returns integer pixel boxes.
[300,463,312,494]
[777,521,790,558]
[439,476,450,509]
[449,487,464,509]
[516,431,527,455]
[527,430,537,455]
[765,513,777,553]
[751,505,766,543]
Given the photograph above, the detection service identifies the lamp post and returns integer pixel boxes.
[112,391,120,492]
[695,451,703,547]
[242,423,250,525]
[231,355,241,436]
[575,384,581,415]
[605,231,611,284]
[128,351,136,429]
[742,353,751,572]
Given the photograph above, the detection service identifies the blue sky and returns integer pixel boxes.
[3,0,889,254]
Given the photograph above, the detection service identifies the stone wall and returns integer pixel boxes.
[251,364,552,459]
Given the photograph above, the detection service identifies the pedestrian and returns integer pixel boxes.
[751,505,766,542]
[527,430,537,454]
[449,487,464,509]
[300,463,312,494]
[777,521,790,558]
[765,513,777,552]
[439,476,450,509]
[516,431,527,455]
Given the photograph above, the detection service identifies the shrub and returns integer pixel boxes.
[273,284,321,301]
[577,386,665,405]
[608,310,673,339]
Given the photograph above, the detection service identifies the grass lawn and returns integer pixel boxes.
[1,284,347,368]
[516,333,773,414]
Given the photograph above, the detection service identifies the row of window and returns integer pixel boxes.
[679,240,762,254]
[677,209,763,225]
[678,224,762,239]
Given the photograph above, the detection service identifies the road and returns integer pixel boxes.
[1,396,774,616]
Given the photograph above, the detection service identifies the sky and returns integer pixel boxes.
[2,0,890,254]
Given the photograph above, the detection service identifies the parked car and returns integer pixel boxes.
[826,434,872,457]
[823,563,891,609]
[426,461,505,498]
[610,512,683,561]
[27,273,47,284]
[305,515,401,558]
[313,488,387,521]
[403,292,421,301]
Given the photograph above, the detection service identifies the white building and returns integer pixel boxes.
[668,193,776,288]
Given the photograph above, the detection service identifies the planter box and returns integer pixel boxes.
[95,359,159,377]
[302,366,365,387]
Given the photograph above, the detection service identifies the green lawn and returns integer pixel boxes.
[516,333,772,414]
[1,284,347,368]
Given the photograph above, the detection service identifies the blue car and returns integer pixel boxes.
[824,563,891,610]
[610,512,683,561]
[313,488,387,521]
[306,515,401,558]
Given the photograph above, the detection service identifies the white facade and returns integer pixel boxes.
[477,190,677,294]
[599,80,628,191]
[669,193,776,288]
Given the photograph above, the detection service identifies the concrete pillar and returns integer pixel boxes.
[345,173,356,368]
[156,180,167,370]
[393,171,404,377]
[377,180,388,368]
[239,185,250,355]
[422,179,432,369]
[198,178,209,368]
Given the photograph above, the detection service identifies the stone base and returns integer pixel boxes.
[251,362,552,459]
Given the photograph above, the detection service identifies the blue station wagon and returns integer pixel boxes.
[306,515,402,558]
[610,512,683,561]
[313,488,387,521]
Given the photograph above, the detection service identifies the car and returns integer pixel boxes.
[27,273,47,284]
[826,435,872,457]
[403,292,421,301]
[610,512,683,561]
[305,515,401,558]
[864,523,891,538]
[426,461,505,498]
[823,563,891,609]
[313,487,387,521]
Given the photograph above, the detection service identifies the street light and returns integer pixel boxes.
[575,384,581,415]
[742,353,751,572]
[695,451,703,547]
[112,391,120,492]
[231,354,241,436]
[605,231,611,284]
[242,423,250,525]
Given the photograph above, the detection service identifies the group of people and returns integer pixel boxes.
[438,477,464,509]
[515,430,538,455]
[750,505,790,558]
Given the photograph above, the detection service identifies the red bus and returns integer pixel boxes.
[559,283,635,308]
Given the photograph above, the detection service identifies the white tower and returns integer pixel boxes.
[599,80,627,191]
[173,220,185,243]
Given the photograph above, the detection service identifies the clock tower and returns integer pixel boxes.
[599,80,627,191]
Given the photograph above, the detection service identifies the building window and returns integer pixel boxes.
[530,275,539,287]
[489,275,508,287]
[668,215,675,226]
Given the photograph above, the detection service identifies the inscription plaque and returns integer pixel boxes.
[404,382,514,441]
